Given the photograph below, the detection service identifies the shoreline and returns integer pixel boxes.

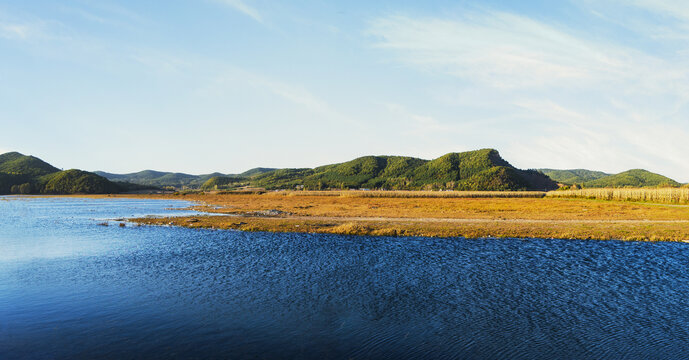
[116,192,689,242]
[7,193,689,242]
[129,214,689,242]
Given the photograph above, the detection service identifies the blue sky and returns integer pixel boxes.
[1,0,688,181]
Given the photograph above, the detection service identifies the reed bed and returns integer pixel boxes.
[547,188,689,204]
[275,190,546,199]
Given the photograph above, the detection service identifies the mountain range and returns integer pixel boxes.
[0,150,683,194]
[93,168,276,189]
[96,149,559,191]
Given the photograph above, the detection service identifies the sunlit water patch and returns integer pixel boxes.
[1,197,689,359]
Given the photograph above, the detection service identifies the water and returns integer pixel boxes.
[1,197,689,359]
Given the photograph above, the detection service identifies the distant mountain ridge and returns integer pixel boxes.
[94,170,215,188]
[94,167,276,188]
[538,169,610,185]
[584,169,679,188]
[539,168,680,188]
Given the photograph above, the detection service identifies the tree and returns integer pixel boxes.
[19,183,32,194]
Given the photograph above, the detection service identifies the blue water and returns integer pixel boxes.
[1,197,689,359]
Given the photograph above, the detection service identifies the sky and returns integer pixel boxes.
[1,0,688,181]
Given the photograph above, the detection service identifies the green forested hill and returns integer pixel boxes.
[96,149,557,191]
[250,168,315,189]
[0,152,60,176]
[250,149,557,191]
[239,168,278,178]
[200,176,248,190]
[40,169,121,194]
[0,152,123,194]
[538,169,610,185]
[540,168,680,188]
[582,169,679,188]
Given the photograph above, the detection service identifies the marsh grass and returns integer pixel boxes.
[277,190,546,198]
[118,192,689,221]
[132,215,689,242]
[547,188,689,204]
[115,192,689,241]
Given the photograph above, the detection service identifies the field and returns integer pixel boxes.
[548,188,689,204]
[116,190,689,242]
[271,190,547,198]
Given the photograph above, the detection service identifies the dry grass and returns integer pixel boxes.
[91,191,689,241]
[141,192,689,221]
[547,188,689,205]
[131,215,689,242]
[270,190,546,198]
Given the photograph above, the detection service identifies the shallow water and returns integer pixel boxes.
[1,197,689,359]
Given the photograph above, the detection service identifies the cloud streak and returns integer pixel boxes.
[214,0,263,24]
[367,8,689,181]
[368,12,674,89]
[623,0,689,22]
[0,21,36,40]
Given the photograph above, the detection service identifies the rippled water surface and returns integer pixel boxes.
[2,197,689,359]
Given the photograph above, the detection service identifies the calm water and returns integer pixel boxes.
[1,197,689,359]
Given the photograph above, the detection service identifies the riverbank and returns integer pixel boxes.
[104,191,689,242]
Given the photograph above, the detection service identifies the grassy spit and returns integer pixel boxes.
[110,190,689,242]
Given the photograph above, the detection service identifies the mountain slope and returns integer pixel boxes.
[200,176,249,190]
[583,169,679,188]
[0,152,123,194]
[305,155,426,189]
[0,152,60,176]
[538,169,610,185]
[240,168,278,178]
[39,169,121,194]
[252,149,558,191]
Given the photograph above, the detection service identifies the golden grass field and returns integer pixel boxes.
[269,190,547,198]
[548,187,689,204]
[113,190,689,242]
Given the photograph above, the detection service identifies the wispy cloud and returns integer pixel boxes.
[57,5,138,30]
[130,49,359,126]
[213,0,263,24]
[129,52,192,74]
[212,68,361,127]
[507,99,689,177]
[382,103,450,135]
[76,0,147,25]
[576,0,689,41]
[0,12,75,43]
[367,12,666,89]
[0,22,32,39]
[622,0,689,22]
[367,7,689,180]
